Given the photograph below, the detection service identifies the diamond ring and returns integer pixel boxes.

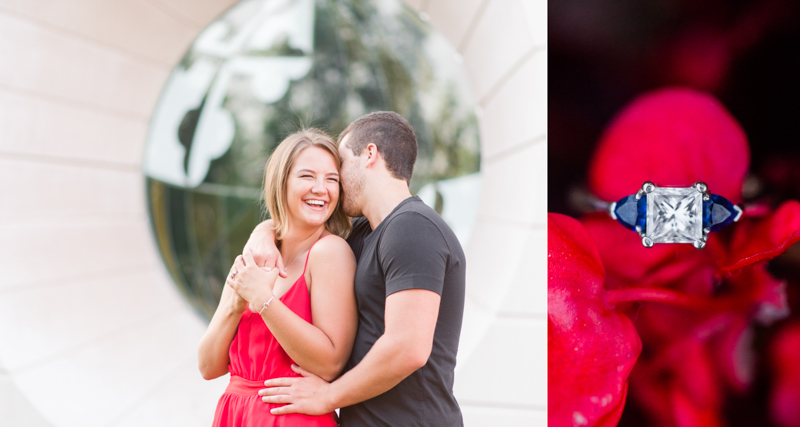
[230,269,237,279]
[608,181,743,249]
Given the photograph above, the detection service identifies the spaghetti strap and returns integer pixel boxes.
[302,234,335,273]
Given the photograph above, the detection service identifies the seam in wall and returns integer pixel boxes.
[0,263,158,295]
[0,7,177,68]
[0,150,142,172]
[9,307,182,374]
[456,0,491,53]
[0,83,156,122]
[137,0,205,30]
[483,134,546,165]
[478,45,544,107]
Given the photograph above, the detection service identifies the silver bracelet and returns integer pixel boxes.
[259,296,275,314]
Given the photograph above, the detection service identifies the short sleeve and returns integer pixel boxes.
[378,212,449,297]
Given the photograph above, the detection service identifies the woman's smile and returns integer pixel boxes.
[287,146,340,228]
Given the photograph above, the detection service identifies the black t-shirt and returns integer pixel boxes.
[340,196,465,427]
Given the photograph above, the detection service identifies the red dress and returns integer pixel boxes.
[213,242,338,427]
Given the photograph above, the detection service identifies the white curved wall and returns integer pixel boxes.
[0,0,546,425]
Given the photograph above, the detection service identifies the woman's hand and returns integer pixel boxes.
[227,249,281,310]
[226,264,250,314]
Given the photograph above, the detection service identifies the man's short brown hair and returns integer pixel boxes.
[338,111,417,183]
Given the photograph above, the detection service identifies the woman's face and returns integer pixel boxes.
[285,146,341,230]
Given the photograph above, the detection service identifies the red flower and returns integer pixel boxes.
[769,321,800,427]
[579,88,800,425]
[548,213,641,427]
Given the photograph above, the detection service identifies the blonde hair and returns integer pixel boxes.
[263,129,351,240]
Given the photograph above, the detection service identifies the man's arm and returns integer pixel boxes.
[260,288,440,415]
[243,219,287,277]
[260,212,449,415]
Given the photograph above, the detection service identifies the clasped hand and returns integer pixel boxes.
[226,249,280,310]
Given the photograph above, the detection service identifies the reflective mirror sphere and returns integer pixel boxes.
[144,0,480,319]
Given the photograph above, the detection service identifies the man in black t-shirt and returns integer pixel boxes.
[246,112,465,426]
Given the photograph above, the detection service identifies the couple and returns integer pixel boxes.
[198,111,466,426]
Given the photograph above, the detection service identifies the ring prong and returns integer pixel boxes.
[694,182,708,193]
[733,205,743,222]
[642,236,654,248]
[608,201,618,220]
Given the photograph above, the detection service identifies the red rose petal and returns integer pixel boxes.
[548,213,641,427]
[719,200,800,274]
[629,327,727,426]
[672,385,725,427]
[587,88,749,204]
[769,321,800,427]
[711,316,754,393]
[581,213,716,293]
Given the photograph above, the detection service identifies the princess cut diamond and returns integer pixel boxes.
[645,186,703,244]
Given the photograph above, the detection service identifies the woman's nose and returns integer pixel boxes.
[311,179,326,194]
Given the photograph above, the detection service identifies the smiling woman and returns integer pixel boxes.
[198,128,357,426]
[263,129,350,241]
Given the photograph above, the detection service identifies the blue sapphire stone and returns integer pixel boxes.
[614,195,647,232]
[702,194,738,232]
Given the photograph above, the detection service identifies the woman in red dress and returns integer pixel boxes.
[198,129,357,427]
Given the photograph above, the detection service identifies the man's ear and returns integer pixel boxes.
[364,143,379,168]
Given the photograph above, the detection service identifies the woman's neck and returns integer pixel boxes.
[278,223,326,264]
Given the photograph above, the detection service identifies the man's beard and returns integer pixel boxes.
[341,169,365,217]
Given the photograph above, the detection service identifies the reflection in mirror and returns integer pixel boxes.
[144,0,481,319]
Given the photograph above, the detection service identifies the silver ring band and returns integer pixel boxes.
[606,181,742,249]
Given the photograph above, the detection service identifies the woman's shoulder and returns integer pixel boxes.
[309,234,355,262]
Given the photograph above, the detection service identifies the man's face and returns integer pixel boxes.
[338,134,366,217]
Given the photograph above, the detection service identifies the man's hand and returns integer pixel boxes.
[259,364,335,416]
[243,220,287,278]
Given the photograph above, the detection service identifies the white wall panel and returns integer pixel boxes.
[146,0,240,28]
[0,219,158,290]
[0,0,198,66]
[462,406,547,426]
[499,227,547,317]
[114,362,228,427]
[478,140,547,226]
[0,12,168,117]
[464,221,532,310]
[0,269,183,372]
[12,311,207,426]
[427,0,484,48]
[521,0,547,46]
[0,90,148,166]
[0,159,144,220]
[0,366,51,426]
[479,50,546,159]
[454,317,545,407]
[461,0,536,101]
